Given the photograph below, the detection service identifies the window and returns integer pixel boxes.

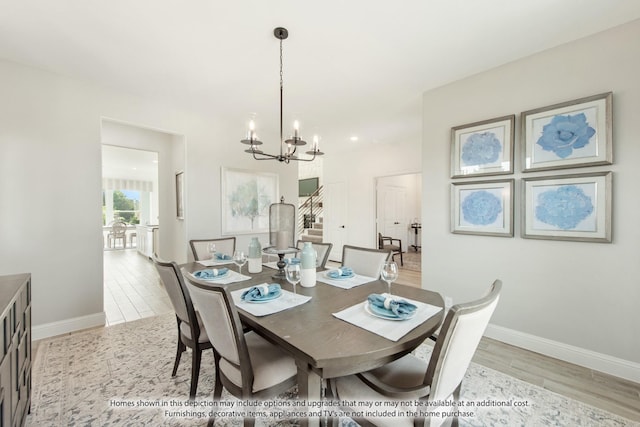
[103,189,141,225]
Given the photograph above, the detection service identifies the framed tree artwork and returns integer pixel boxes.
[221,167,278,235]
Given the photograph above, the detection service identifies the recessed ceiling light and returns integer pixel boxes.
[349,136,358,142]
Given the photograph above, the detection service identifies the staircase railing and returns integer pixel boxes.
[298,185,324,237]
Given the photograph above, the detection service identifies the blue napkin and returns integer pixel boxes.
[328,267,354,278]
[215,253,232,261]
[193,268,229,279]
[285,257,300,265]
[367,293,417,319]
[241,284,281,301]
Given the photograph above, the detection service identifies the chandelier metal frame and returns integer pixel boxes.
[240,27,324,163]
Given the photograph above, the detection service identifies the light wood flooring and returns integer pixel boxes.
[103,248,173,325]
[103,250,640,422]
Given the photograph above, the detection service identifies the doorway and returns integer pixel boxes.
[375,173,421,271]
[100,119,185,325]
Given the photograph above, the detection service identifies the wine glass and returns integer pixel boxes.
[207,243,217,260]
[285,263,301,297]
[233,251,247,274]
[381,261,399,295]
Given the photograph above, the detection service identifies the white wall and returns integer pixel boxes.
[0,59,297,338]
[422,20,640,378]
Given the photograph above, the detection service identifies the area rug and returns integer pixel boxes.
[27,312,637,426]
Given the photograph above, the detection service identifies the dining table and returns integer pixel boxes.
[181,262,444,427]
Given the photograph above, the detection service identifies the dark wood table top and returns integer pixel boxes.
[181,262,444,379]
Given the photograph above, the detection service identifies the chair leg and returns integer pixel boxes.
[189,347,203,399]
[172,338,185,377]
[213,350,223,400]
[399,250,403,266]
[451,383,462,427]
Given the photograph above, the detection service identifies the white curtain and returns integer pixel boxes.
[102,178,153,192]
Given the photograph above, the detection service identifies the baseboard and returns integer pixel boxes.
[32,312,106,341]
[485,324,640,383]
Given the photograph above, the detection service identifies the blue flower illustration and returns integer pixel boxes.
[535,185,594,230]
[536,113,595,158]
[461,190,502,226]
[461,132,502,166]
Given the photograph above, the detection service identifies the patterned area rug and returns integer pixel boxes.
[27,312,636,426]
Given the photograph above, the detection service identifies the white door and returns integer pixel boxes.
[377,185,407,246]
[323,182,347,261]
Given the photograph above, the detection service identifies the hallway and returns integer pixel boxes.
[103,249,172,326]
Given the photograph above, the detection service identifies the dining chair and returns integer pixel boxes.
[154,258,214,399]
[296,240,333,269]
[341,245,392,278]
[378,232,403,266]
[184,273,298,427]
[329,279,502,427]
[189,237,236,261]
[107,221,128,249]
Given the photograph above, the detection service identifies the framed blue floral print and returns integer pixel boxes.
[522,92,612,172]
[451,179,514,237]
[522,172,612,242]
[451,115,514,178]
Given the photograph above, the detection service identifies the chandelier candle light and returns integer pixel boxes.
[241,27,324,163]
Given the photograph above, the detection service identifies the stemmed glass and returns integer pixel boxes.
[207,243,217,260]
[381,261,399,296]
[285,263,301,297]
[233,251,247,274]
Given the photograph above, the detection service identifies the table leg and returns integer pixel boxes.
[296,360,322,427]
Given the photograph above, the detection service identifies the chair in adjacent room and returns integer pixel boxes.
[296,240,333,269]
[189,237,236,261]
[378,232,403,266]
[184,274,298,427]
[107,221,128,249]
[329,279,502,427]
[154,258,214,399]
[341,245,392,279]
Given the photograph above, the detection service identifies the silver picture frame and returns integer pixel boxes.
[522,92,612,172]
[451,179,514,237]
[522,172,612,242]
[451,115,514,178]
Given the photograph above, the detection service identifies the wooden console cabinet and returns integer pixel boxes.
[0,274,31,427]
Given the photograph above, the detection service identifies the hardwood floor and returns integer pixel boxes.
[105,250,639,422]
[103,248,172,326]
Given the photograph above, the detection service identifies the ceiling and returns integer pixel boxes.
[2,1,640,153]
[102,145,158,181]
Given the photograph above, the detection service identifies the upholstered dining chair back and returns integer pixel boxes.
[189,237,236,261]
[184,273,297,417]
[296,240,333,268]
[155,260,191,325]
[341,245,392,278]
[154,259,212,399]
[186,278,243,367]
[329,280,502,427]
[425,280,502,402]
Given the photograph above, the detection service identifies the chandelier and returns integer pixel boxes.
[241,27,324,163]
